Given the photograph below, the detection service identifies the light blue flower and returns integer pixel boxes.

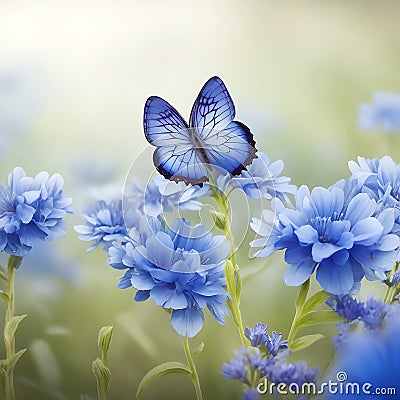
[232,152,296,202]
[325,313,400,399]
[0,167,71,256]
[349,155,400,234]
[108,217,230,337]
[128,175,207,218]
[250,184,400,295]
[74,199,128,252]
[206,152,296,204]
[358,92,400,132]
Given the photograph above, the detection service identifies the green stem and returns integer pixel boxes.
[183,337,203,400]
[287,279,310,347]
[97,380,107,400]
[230,291,248,347]
[212,190,248,346]
[384,261,400,304]
[213,190,236,266]
[4,255,22,400]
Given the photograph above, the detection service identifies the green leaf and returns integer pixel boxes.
[289,334,325,352]
[297,310,344,328]
[92,358,111,396]
[235,265,242,298]
[4,315,27,350]
[294,279,310,316]
[0,290,9,302]
[192,342,204,357]
[225,260,236,298]
[0,360,6,395]
[302,290,331,314]
[2,348,27,370]
[136,362,191,398]
[226,298,234,315]
[0,269,7,282]
[210,210,227,230]
[8,255,23,270]
[97,326,113,365]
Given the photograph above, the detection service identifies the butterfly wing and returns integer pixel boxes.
[189,76,257,176]
[144,96,190,146]
[144,96,209,185]
[204,120,257,176]
[189,76,235,135]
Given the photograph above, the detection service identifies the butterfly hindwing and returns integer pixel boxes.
[204,121,257,176]
[153,146,209,185]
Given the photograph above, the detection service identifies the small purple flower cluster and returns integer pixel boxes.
[222,323,317,400]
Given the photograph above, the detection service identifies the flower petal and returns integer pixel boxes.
[171,306,204,338]
[316,260,354,295]
[284,260,316,286]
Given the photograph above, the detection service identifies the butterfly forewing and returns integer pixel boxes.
[189,76,235,136]
[144,96,191,146]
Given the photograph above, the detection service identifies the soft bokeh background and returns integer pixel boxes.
[1,0,400,399]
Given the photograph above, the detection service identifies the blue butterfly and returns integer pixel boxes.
[143,76,257,186]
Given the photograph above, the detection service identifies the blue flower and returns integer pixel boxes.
[245,323,269,347]
[221,347,250,384]
[325,314,400,399]
[223,326,316,399]
[108,217,230,337]
[265,331,288,358]
[74,199,128,252]
[329,295,392,350]
[266,360,318,388]
[358,92,400,132]
[388,270,400,286]
[128,175,207,218]
[251,184,400,295]
[349,155,400,235]
[222,347,272,384]
[232,152,296,202]
[244,323,288,357]
[331,323,351,350]
[327,295,364,322]
[242,388,260,400]
[0,167,72,256]
[360,296,390,330]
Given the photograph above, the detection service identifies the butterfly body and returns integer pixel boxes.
[144,76,257,185]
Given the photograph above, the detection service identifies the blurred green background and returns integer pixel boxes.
[1,0,400,399]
